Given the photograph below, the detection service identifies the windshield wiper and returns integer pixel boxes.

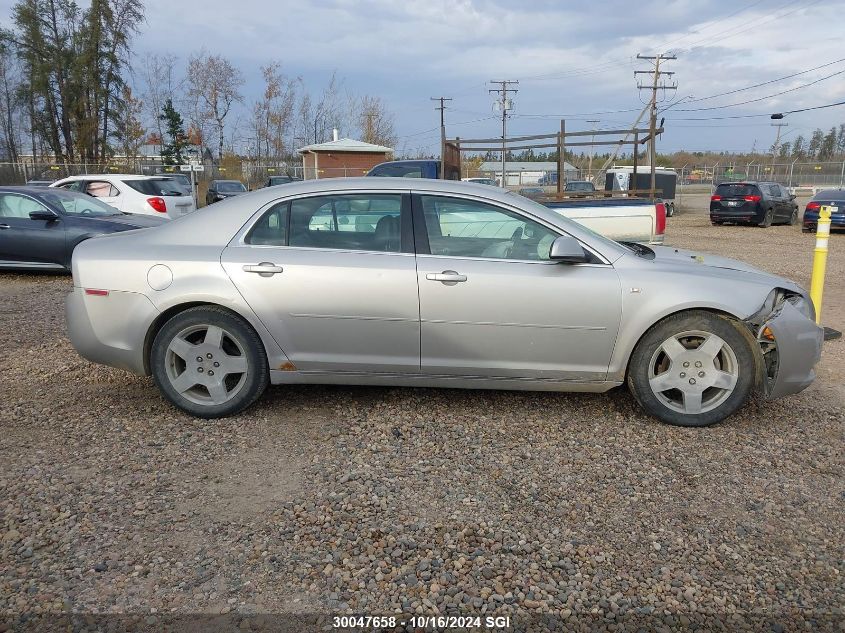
[619,241,656,260]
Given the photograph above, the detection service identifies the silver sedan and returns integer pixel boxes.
[66,178,823,426]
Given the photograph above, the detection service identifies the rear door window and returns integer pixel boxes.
[289,194,404,252]
[715,184,759,198]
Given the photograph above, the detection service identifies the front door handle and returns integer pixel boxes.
[243,262,283,277]
[426,270,467,284]
[0,224,9,230]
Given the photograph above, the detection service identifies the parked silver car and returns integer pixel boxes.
[66,178,823,426]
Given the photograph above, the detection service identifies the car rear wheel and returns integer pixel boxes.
[627,311,757,427]
[151,306,269,418]
[758,208,774,228]
[788,208,798,226]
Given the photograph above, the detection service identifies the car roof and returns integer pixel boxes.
[149,176,629,262]
[0,185,58,195]
[55,174,164,181]
[811,188,845,199]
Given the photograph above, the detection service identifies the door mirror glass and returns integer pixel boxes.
[549,235,588,263]
[29,209,59,221]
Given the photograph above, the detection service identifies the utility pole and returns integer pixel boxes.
[431,97,452,179]
[771,122,788,171]
[489,80,518,187]
[635,53,676,195]
[586,119,600,178]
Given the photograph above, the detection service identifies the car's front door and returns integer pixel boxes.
[413,194,623,381]
[82,180,123,211]
[221,192,421,373]
[0,193,65,267]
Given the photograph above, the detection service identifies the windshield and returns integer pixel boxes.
[124,178,188,196]
[566,182,594,191]
[715,183,759,197]
[268,176,292,185]
[218,181,246,192]
[40,190,121,216]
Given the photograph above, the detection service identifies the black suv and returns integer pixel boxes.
[710,182,798,227]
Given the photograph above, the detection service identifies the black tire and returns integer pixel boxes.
[758,208,773,228]
[627,310,758,427]
[788,207,798,226]
[150,306,269,418]
[666,203,675,217]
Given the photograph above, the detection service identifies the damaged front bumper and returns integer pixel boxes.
[746,291,824,400]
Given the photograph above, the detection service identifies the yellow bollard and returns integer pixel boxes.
[809,206,833,324]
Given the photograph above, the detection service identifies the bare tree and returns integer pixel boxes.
[251,62,297,162]
[113,85,145,167]
[186,52,244,161]
[352,94,396,148]
[139,53,180,143]
[296,72,347,145]
[0,43,23,162]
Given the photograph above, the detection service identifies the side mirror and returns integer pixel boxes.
[29,209,59,221]
[549,235,588,264]
[789,194,796,201]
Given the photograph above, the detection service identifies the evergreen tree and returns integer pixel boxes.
[159,98,188,165]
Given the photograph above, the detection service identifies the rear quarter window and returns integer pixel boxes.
[123,178,187,196]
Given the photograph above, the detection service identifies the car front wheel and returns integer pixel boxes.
[627,310,757,427]
[151,306,269,418]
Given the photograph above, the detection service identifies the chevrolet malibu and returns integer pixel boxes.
[66,179,824,427]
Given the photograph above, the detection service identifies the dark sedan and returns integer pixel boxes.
[803,188,845,232]
[0,186,165,271]
[205,180,247,205]
[265,175,302,187]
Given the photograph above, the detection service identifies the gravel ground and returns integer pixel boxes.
[1,207,843,632]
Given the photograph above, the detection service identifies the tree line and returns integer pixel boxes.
[0,0,398,167]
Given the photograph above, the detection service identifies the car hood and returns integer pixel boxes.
[647,244,803,291]
[82,213,167,230]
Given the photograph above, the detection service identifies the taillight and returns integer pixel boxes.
[655,202,666,235]
[806,202,821,211]
[84,288,109,296]
[744,195,761,202]
[710,195,722,201]
[147,197,167,213]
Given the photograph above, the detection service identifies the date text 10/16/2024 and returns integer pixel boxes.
[333,615,512,630]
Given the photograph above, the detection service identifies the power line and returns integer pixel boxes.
[666,98,845,121]
[662,56,845,109]
[665,68,845,113]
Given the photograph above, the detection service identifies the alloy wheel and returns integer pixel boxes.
[647,330,740,415]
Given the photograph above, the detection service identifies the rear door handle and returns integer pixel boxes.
[426,270,467,284]
[0,224,9,230]
[243,262,283,277]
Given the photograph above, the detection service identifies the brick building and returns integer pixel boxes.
[298,133,393,179]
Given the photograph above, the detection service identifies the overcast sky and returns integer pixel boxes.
[4,0,845,156]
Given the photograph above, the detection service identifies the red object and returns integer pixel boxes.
[147,197,167,213]
[743,195,761,202]
[654,202,666,235]
[806,202,821,211]
[710,195,722,201]
[84,288,109,296]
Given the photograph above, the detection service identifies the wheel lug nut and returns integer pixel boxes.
[206,353,213,359]
[196,356,203,362]
[213,362,220,367]
[683,362,690,368]
[207,370,214,376]
[698,371,705,377]
[197,367,204,373]
[680,372,686,378]
[695,361,702,368]
[689,378,696,385]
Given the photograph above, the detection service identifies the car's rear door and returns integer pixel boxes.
[413,193,622,381]
[221,191,421,373]
[0,193,66,267]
